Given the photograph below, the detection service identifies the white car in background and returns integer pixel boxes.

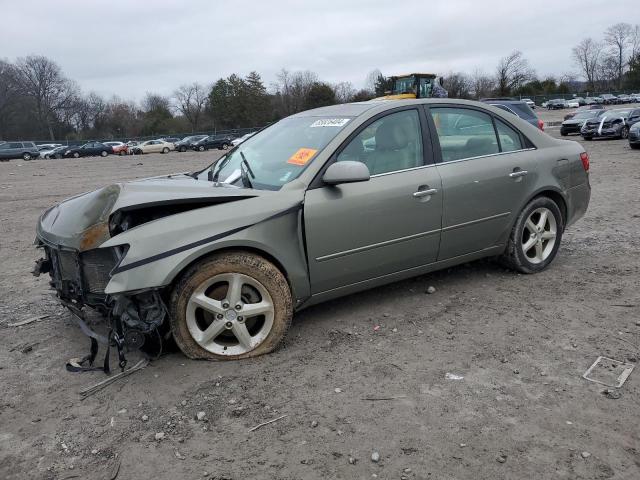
[231,132,256,147]
[130,139,175,155]
[566,99,580,108]
[521,98,535,109]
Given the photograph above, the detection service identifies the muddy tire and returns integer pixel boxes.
[169,251,293,360]
[501,196,564,274]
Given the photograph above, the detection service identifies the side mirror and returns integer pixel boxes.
[322,161,370,185]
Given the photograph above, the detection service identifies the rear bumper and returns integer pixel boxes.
[566,181,590,228]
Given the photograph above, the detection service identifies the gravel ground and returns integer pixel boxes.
[1,131,639,480]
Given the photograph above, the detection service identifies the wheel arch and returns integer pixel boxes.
[531,189,568,226]
[166,243,301,302]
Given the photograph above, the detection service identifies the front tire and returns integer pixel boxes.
[620,126,629,139]
[100,150,108,157]
[73,152,80,158]
[22,153,32,160]
[501,197,564,274]
[170,252,293,360]
[198,146,205,152]
[162,147,169,154]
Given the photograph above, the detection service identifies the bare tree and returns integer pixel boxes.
[271,69,318,116]
[470,69,495,99]
[630,24,640,61]
[442,72,472,99]
[365,69,382,94]
[333,81,356,103]
[0,60,19,136]
[572,38,602,91]
[14,55,77,140]
[604,23,633,88]
[495,51,535,96]
[173,82,208,131]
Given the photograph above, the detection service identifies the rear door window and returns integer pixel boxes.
[495,119,524,152]
[8,142,22,148]
[430,108,499,162]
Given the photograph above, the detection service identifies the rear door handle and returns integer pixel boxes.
[413,188,438,198]
[509,170,528,178]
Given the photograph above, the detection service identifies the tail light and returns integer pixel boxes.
[580,152,590,172]
[538,119,544,131]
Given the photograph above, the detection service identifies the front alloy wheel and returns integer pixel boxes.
[501,197,563,273]
[621,127,629,139]
[22,153,32,160]
[170,252,292,360]
[101,150,108,157]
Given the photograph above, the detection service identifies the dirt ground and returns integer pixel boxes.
[1,123,639,480]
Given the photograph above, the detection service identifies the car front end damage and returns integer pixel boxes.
[32,175,308,370]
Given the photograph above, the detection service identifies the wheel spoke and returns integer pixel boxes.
[541,230,556,240]
[522,236,537,252]
[232,323,253,349]
[242,301,272,318]
[226,275,243,305]
[200,320,226,344]
[535,242,544,261]
[525,219,537,234]
[536,210,548,230]
[191,293,225,315]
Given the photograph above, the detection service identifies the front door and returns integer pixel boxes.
[304,108,443,294]
[426,105,538,260]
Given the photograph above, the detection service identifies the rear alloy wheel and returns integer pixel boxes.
[22,152,32,161]
[170,252,292,360]
[198,145,205,152]
[119,150,127,156]
[162,147,169,154]
[501,197,563,274]
[101,150,108,157]
[180,146,187,152]
[222,143,229,150]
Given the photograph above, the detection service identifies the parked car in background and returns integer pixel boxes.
[174,135,208,152]
[617,94,632,104]
[130,139,175,155]
[600,94,618,105]
[629,122,640,149]
[573,97,586,106]
[546,99,566,110]
[103,141,128,155]
[564,104,605,120]
[33,98,591,361]
[561,110,607,136]
[161,137,182,144]
[521,98,535,109]
[42,145,68,159]
[63,141,112,158]
[626,108,640,127]
[566,99,580,108]
[481,99,544,130]
[192,134,234,151]
[581,109,632,140]
[231,132,257,146]
[0,141,40,161]
[37,143,62,153]
[39,144,65,159]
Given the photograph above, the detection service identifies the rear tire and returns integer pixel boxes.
[170,252,293,360]
[620,126,629,139]
[101,150,108,157]
[22,153,32,161]
[501,197,564,274]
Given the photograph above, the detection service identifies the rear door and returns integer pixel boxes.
[304,107,443,294]
[426,105,539,260]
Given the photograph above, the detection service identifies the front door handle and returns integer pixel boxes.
[413,188,438,198]
[509,170,528,178]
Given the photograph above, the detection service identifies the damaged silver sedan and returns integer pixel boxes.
[34,99,591,364]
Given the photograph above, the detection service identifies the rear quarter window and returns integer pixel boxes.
[510,103,536,119]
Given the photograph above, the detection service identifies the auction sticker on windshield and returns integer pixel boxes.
[287,148,318,165]
[310,118,350,128]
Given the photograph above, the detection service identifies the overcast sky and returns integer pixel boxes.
[1,0,634,101]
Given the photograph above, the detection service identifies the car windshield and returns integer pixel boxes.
[612,109,630,117]
[202,116,353,190]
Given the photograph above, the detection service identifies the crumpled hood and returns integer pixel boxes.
[37,174,261,250]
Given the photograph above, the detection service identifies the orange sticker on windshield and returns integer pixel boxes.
[287,148,317,166]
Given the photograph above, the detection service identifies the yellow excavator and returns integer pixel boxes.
[376,73,446,100]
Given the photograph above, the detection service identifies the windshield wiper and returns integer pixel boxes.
[239,151,255,189]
